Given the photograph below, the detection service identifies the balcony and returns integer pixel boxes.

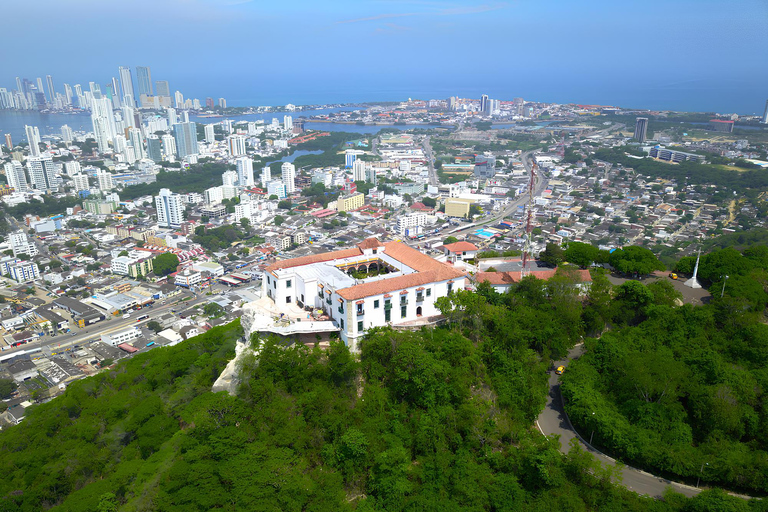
[400,300,408,306]
[384,302,392,310]
[416,294,424,302]
[326,298,332,305]
[356,309,365,316]
[337,307,344,314]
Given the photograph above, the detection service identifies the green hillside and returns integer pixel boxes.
[0,277,761,511]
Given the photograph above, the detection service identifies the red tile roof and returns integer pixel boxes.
[475,269,592,285]
[443,241,479,253]
[267,247,362,272]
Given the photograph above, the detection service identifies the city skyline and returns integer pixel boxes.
[0,0,766,113]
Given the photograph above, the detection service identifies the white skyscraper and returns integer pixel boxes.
[60,125,74,143]
[128,128,145,160]
[27,155,57,192]
[222,170,238,187]
[167,107,177,126]
[281,162,296,194]
[283,115,293,132]
[122,105,136,129]
[113,135,127,154]
[25,125,41,156]
[228,135,246,156]
[181,110,190,123]
[174,91,184,109]
[72,173,90,192]
[96,170,114,191]
[204,124,215,143]
[8,231,37,257]
[162,134,176,158]
[155,188,184,229]
[352,159,366,182]
[64,161,81,175]
[4,161,28,192]
[235,157,254,188]
[261,165,271,188]
[118,66,135,106]
[63,83,73,106]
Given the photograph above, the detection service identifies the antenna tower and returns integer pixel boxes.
[521,158,537,278]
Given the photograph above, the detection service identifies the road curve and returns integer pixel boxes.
[538,344,703,498]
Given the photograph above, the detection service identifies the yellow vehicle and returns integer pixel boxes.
[669,273,678,280]
[555,366,565,375]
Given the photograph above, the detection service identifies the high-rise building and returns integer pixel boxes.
[448,96,457,111]
[283,115,293,132]
[118,66,135,106]
[25,125,41,156]
[63,83,73,106]
[281,162,296,194]
[222,170,238,187]
[60,125,74,143]
[762,100,768,124]
[181,110,190,123]
[174,91,184,109]
[4,161,28,192]
[45,75,55,104]
[172,122,198,158]
[128,128,145,161]
[634,117,649,143]
[96,169,114,191]
[155,80,170,98]
[64,161,81,175]
[167,107,177,126]
[135,66,152,98]
[8,231,37,257]
[218,98,227,108]
[480,94,489,114]
[72,173,89,192]
[91,97,116,153]
[204,124,215,143]
[5,134,12,149]
[345,150,358,168]
[110,77,121,108]
[161,134,176,158]
[228,135,246,156]
[236,157,254,188]
[261,166,271,188]
[27,154,57,191]
[205,97,214,108]
[147,135,163,162]
[352,159,366,182]
[155,188,184,229]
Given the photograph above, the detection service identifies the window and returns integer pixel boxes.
[447,283,453,294]
[426,288,431,297]
[340,319,345,329]
[401,305,407,318]
[385,309,391,322]
[267,276,271,285]
[286,296,291,303]
[273,280,277,289]
[357,321,363,331]
[300,294,304,303]
[374,299,380,309]
[286,279,292,288]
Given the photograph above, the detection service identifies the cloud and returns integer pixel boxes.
[337,2,507,24]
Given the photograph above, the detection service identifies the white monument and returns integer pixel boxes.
[684,248,702,289]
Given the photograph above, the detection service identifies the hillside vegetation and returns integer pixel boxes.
[0,269,763,510]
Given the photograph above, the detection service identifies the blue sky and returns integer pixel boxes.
[1,0,767,113]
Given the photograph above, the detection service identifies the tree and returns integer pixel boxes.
[203,303,224,317]
[0,378,17,399]
[539,243,565,267]
[118,250,129,257]
[609,246,665,276]
[240,218,250,230]
[274,215,285,226]
[564,242,599,268]
[443,236,459,245]
[269,194,279,200]
[146,321,163,333]
[277,200,292,210]
[153,253,180,277]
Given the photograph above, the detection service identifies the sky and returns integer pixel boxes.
[1,0,767,113]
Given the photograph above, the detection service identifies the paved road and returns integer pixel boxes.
[1,292,213,359]
[538,344,702,498]
[422,135,438,187]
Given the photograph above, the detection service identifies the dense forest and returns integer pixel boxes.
[563,245,768,494]
[0,262,766,509]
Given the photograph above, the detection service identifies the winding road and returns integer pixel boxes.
[538,344,703,498]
